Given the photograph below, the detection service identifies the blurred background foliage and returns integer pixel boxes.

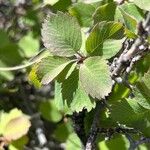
[0,0,76,149]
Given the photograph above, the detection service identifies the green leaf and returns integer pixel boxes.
[61,69,96,112]
[134,85,150,110]
[79,56,112,99]
[134,68,150,110]
[135,53,150,77]
[111,98,150,136]
[119,3,144,21]
[141,68,150,91]
[0,60,14,81]
[18,32,40,58]
[66,133,82,150]
[118,7,137,33]
[28,65,41,88]
[86,21,124,55]
[98,134,129,150]
[69,2,95,27]
[0,43,22,66]
[42,12,82,57]
[39,99,62,122]
[133,0,150,11]
[70,83,96,112]
[115,3,144,34]
[55,68,96,113]
[93,2,117,24]
[37,56,74,85]
[0,30,10,49]
[111,99,145,124]
[44,0,59,5]
[102,39,124,59]
[55,80,73,115]
[53,121,73,142]
[52,0,72,12]
[9,136,28,150]
[65,62,77,79]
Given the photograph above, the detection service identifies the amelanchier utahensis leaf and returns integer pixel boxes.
[86,21,124,56]
[42,11,82,57]
[79,56,113,99]
[37,56,74,85]
[132,0,150,11]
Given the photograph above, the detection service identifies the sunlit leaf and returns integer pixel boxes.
[3,116,31,141]
[133,0,150,11]
[44,0,59,5]
[86,21,124,55]
[42,12,82,57]
[79,56,113,99]
[37,56,74,85]
[102,39,124,59]
[28,65,41,88]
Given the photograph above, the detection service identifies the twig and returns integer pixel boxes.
[135,137,150,146]
[85,101,105,150]
[125,133,137,150]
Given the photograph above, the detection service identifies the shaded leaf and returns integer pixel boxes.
[39,99,62,122]
[98,134,129,150]
[65,62,77,79]
[141,68,150,91]
[86,21,124,55]
[9,136,28,150]
[55,69,96,113]
[69,2,95,27]
[66,133,82,150]
[19,32,40,58]
[93,2,117,24]
[134,85,150,110]
[70,82,96,112]
[53,121,73,142]
[111,98,150,136]
[52,0,72,12]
